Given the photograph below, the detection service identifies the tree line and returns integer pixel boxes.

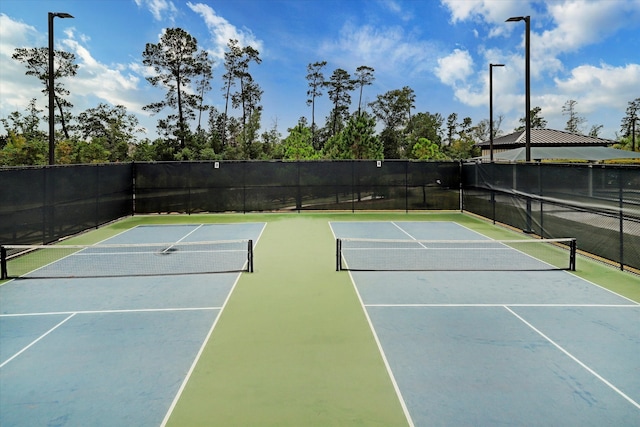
[1,26,638,166]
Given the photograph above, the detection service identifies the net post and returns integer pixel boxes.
[569,238,577,271]
[248,239,253,273]
[1,246,7,280]
[336,238,342,271]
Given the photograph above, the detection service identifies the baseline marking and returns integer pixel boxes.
[364,304,638,308]
[0,307,221,318]
[504,305,640,410]
[0,312,76,369]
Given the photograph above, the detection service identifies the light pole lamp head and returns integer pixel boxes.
[490,63,505,68]
[52,12,74,19]
[506,16,529,22]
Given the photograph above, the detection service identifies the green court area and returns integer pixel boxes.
[2,212,638,426]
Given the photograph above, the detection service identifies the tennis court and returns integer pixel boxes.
[1,214,638,426]
[0,223,265,426]
[330,221,640,426]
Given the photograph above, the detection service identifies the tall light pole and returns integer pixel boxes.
[506,15,530,162]
[48,12,74,165]
[489,63,504,162]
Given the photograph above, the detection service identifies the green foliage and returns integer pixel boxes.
[410,138,446,160]
[613,135,640,152]
[306,61,327,134]
[142,27,212,149]
[0,132,47,166]
[379,127,404,159]
[1,99,47,143]
[515,106,547,131]
[76,139,111,163]
[343,112,382,160]
[130,139,158,161]
[354,65,375,115]
[75,103,142,162]
[6,41,637,166]
[446,137,480,160]
[325,68,354,137]
[369,86,415,130]
[405,112,444,151]
[562,99,586,134]
[283,122,319,160]
[12,47,78,139]
[322,113,381,160]
[620,98,639,138]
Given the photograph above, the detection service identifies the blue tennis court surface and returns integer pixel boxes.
[331,221,640,426]
[0,223,265,427]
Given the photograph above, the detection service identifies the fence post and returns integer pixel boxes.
[1,246,7,280]
[619,168,624,271]
[405,161,409,213]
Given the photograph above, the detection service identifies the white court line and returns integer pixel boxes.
[390,222,428,249]
[364,304,639,308]
[330,219,414,426]
[160,223,268,427]
[0,312,76,369]
[347,270,416,427]
[504,305,640,410]
[0,307,221,318]
[161,224,204,253]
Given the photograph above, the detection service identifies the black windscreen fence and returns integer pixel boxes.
[0,164,133,245]
[133,160,461,213]
[462,162,640,272]
[1,160,638,272]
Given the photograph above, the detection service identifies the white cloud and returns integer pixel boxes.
[133,0,178,22]
[58,31,148,116]
[554,63,640,111]
[0,14,150,135]
[434,49,499,107]
[440,0,531,27]
[0,15,45,118]
[187,2,263,61]
[318,22,439,77]
[377,0,413,21]
[436,0,640,138]
[536,0,640,57]
[0,14,40,56]
[435,49,474,86]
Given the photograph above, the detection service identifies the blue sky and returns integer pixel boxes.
[1,0,639,141]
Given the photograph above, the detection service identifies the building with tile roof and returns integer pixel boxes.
[474,129,639,162]
[477,128,614,157]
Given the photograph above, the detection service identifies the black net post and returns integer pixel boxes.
[248,239,253,273]
[336,238,342,271]
[1,246,7,279]
[570,238,577,271]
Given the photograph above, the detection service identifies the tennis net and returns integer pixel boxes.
[1,240,253,279]
[336,237,576,271]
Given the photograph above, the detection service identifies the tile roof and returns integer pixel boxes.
[477,128,615,148]
[475,146,640,162]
